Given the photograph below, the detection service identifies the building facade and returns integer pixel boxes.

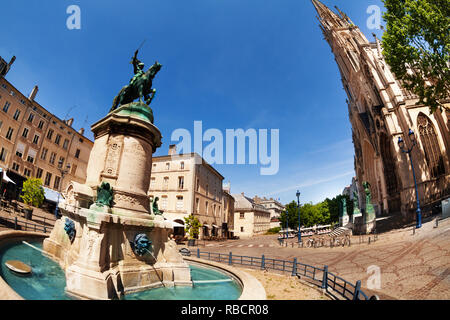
[0,55,93,197]
[253,196,285,229]
[148,145,233,239]
[312,1,450,227]
[232,193,271,239]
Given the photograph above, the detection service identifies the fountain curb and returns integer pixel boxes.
[184,256,267,300]
[0,230,47,300]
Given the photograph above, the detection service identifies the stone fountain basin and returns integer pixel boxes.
[0,230,266,300]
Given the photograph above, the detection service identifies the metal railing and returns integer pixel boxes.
[184,249,373,300]
[0,215,53,234]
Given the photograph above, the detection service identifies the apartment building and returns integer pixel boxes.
[232,193,271,239]
[0,55,93,197]
[148,145,234,239]
[253,196,285,229]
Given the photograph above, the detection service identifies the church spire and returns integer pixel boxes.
[311,0,351,34]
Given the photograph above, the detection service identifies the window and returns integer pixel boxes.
[12,162,20,172]
[176,196,184,210]
[46,129,54,140]
[55,134,61,145]
[44,172,52,186]
[0,120,2,129]
[63,139,69,150]
[15,149,23,158]
[196,179,200,192]
[240,213,245,219]
[163,177,169,189]
[196,198,200,212]
[241,227,244,232]
[161,196,168,210]
[41,148,48,160]
[27,113,34,123]
[150,177,156,189]
[22,127,29,138]
[54,176,61,190]
[71,164,77,175]
[206,184,209,196]
[5,127,13,140]
[24,168,31,177]
[0,148,7,162]
[27,155,34,163]
[32,134,39,145]
[13,109,20,120]
[417,113,446,178]
[38,120,44,130]
[178,176,184,189]
[36,168,43,179]
[49,152,56,165]
[75,148,80,159]
[2,101,10,113]
[166,163,170,170]
[205,201,209,214]
[180,162,185,170]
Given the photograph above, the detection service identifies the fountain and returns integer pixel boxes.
[42,50,192,300]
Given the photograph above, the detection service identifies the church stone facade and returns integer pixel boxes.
[312,1,450,223]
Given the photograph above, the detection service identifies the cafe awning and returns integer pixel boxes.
[203,224,211,229]
[43,187,63,204]
[171,221,185,228]
[0,168,16,185]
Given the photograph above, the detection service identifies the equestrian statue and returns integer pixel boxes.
[110,49,162,112]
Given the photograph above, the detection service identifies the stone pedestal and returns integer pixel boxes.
[43,103,192,299]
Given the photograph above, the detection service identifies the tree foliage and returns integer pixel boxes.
[184,214,202,239]
[382,0,450,114]
[20,178,45,208]
[279,194,349,230]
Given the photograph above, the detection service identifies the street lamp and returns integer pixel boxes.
[285,210,289,240]
[296,190,301,243]
[398,129,422,229]
[55,159,71,219]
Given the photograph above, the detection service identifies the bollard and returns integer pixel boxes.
[435,218,439,228]
[413,227,416,235]
[368,237,371,245]
[292,258,297,276]
[228,252,233,265]
[261,255,266,270]
[14,217,18,230]
[197,248,200,258]
[322,265,328,289]
[44,226,47,233]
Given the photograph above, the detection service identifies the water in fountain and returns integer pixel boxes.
[0,241,242,300]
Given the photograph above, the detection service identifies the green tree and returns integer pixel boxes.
[382,0,450,114]
[325,194,351,225]
[20,178,45,208]
[184,214,202,240]
[279,201,299,230]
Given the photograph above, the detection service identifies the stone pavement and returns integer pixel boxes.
[186,218,450,300]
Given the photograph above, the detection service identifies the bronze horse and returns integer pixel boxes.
[110,61,162,112]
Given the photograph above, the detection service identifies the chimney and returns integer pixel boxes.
[168,144,177,156]
[78,128,85,135]
[66,118,74,127]
[29,85,38,101]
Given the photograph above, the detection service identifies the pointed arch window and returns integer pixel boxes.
[380,133,398,195]
[417,113,445,178]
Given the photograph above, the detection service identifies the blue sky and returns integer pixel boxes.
[0,0,385,205]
